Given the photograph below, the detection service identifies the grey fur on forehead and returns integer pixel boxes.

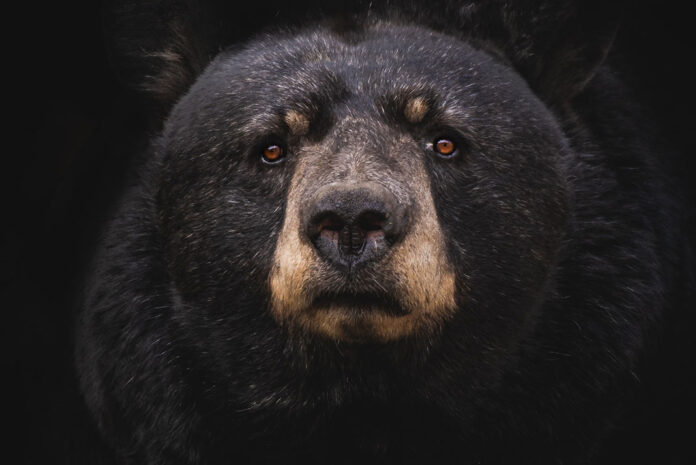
[211,22,486,87]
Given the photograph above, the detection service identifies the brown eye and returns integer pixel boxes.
[434,138,457,157]
[262,144,285,164]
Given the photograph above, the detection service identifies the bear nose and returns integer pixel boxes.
[303,183,407,272]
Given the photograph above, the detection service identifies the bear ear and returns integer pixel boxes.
[461,0,625,106]
[104,0,227,115]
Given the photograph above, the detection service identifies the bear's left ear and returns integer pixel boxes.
[461,0,625,106]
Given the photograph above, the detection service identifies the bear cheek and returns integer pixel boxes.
[158,169,285,304]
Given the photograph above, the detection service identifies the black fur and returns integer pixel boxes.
[77,2,692,464]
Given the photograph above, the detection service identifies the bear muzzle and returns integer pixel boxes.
[270,149,456,342]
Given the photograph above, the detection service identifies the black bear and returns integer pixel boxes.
[76,1,693,464]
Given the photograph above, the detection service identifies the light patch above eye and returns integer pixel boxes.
[404,96,429,124]
[284,110,310,136]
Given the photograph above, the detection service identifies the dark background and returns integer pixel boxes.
[5,1,694,463]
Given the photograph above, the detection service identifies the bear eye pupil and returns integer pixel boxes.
[434,138,456,157]
[262,144,285,163]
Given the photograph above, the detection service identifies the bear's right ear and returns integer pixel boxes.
[104,0,226,116]
[459,0,625,108]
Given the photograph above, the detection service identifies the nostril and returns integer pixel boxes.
[357,210,386,232]
[311,212,343,247]
[316,212,344,233]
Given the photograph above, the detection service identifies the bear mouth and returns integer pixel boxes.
[311,291,408,317]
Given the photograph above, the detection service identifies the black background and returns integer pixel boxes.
[6,1,695,463]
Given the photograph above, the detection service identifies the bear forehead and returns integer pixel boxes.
[165,22,554,154]
[206,23,505,96]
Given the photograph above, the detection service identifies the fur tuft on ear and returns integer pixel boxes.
[138,21,207,106]
[459,0,625,106]
[103,0,217,114]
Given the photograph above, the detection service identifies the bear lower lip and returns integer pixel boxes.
[312,292,407,316]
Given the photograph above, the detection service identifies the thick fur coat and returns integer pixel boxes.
[76,1,692,464]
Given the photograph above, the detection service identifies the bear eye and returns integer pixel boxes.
[433,137,457,158]
[261,144,286,164]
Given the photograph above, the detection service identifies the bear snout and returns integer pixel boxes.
[302,182,408,273]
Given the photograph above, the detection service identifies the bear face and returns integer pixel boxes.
[158,24,568,348]
[77,3,687,464]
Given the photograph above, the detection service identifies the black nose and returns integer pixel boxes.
[303,183,407,272]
